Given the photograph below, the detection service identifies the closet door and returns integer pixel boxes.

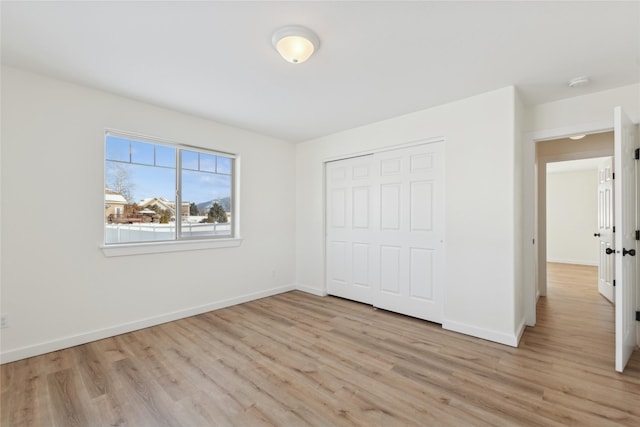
[326,155,374,304]
[325,141,445,324]
[371,142,445,322]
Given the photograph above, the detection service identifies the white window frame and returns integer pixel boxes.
[101,129,242,257]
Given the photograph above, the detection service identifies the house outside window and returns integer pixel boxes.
[104,131,235,245]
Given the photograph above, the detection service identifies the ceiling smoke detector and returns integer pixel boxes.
[568,76,590,88]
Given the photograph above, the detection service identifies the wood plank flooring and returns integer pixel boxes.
[2,262,639,426]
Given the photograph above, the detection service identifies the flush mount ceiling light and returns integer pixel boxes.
[569,134,586,140]
[568,76,590,88]
[272,25,319,64]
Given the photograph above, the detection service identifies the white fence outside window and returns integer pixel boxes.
[105,222,231,244]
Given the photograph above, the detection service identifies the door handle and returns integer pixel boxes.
[594,233,601,237]
[606,248,615,255]
[622,248,636,256]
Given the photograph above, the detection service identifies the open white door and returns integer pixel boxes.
[614,106,638,372]
[596,157,615,303]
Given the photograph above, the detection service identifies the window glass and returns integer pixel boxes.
[105,133,234,245]
[182,150,199,171]
[155,144,176,168]
[105,136,130,162]
[200,153,216,173]
[180,154,232,239]
[217,156,232,175]
[131,140,155,165]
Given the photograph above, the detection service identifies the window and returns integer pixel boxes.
[104,131,235,246]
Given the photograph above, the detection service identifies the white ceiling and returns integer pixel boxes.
[2,1,639,142]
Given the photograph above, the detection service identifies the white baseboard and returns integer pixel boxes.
[295,284,328,297]
[547,258,597,266]
[514,317,527,346]
[443,319,519,347]
[0,284,295,364]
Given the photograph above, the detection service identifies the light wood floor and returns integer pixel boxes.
[2,263,639,426]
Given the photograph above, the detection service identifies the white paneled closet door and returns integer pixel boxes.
[326,141,445,323]
[326,155,375,304]
[371,143,445,322]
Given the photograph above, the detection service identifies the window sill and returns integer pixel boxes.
[101,237,243,257]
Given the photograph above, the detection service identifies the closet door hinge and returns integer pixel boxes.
[635,148,639,160]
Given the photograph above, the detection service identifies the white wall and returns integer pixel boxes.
[3,66,636,362]
[296,86,523,346]
[513,89,526,341]
[0,67,296,362]
[526,84,640,133]
[546,169,599,265]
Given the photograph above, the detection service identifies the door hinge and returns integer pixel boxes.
[613,280,616,287]
[613,226,615,233]
[635,148,639,160]
[636,230,640,241]
[612,172,615,179]
[636,311,640,321]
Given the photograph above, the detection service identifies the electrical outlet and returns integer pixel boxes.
[0,314,8,329]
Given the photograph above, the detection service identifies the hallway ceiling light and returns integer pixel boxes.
[568,76,590,88]
[272,25,319,64]
[569,134,586,140]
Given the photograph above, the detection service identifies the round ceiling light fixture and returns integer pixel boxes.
[272,25,319,64]
[569,134,586,140]
[568,76,590,88]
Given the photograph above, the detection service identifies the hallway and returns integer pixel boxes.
[527,263,619,363]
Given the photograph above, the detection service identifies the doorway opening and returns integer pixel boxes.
[535,133,616,362]
[535,131,614,298]
[527,108,639,372]
[546,157,610,269]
